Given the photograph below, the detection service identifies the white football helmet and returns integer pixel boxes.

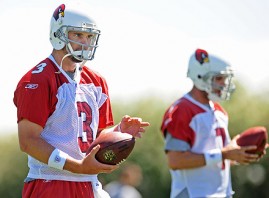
[49,4,100,61]
[187,49,235,101]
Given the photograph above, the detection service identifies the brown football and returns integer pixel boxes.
[86,132,135,165]
[236,126,268,155]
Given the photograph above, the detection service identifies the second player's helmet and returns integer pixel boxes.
[49,4,100,61]
[187,49,235,101]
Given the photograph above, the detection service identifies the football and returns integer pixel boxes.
[236,126,268,155]
[86,131,135,165]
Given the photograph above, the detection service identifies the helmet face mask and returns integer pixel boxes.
[205,73,235,102]
[50,4,101,61]
[57,25,100,61]
[187,49,236,102]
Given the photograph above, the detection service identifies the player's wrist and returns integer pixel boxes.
[221,148,228,160]
[112,122,122,133]
[48,148,68,170]
[204,148,222,166]
[62,156,85,174]
[117,122,122,132]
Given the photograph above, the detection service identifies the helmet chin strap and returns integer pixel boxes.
[208,92,222,102]
[59,53,87,73]
[55,44,89,74]
[60,53,72,68]
[55,53,72,74]
[79,60,87,71]
[66,43,90,70]
[66,43,91,61]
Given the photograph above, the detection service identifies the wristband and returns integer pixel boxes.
[204,149,222,166]
[48,149,68,170]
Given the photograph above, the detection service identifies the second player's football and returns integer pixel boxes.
[236,126,268,155]
[86,131,135,165]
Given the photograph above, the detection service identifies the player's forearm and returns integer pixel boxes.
[18,119,54,164]
[18,119,80,173]
[167,151,206,170]
[19,133,55,164]
[18,119,117,175]
[20,133,84,173]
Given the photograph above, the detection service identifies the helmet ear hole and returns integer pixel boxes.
[197,75,202,79]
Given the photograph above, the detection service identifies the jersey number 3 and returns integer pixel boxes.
[77,101,93,153]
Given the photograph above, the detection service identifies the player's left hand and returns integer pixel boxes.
[119,115,150,138]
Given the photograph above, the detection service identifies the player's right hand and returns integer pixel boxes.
[222,135,259,165]
[65,145,119,174]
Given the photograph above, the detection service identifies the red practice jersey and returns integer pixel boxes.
[160,94,234,198]
[14,55,114,182]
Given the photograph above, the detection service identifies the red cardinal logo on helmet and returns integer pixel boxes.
[195,49,209,64]
[53,4,65,21]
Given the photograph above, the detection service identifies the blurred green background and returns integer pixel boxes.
[1,82,269,198]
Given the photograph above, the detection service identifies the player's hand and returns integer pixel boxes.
[119,115,150,138]
[257,143,269,160]
[222,135,259,165]
[76,145,119,174]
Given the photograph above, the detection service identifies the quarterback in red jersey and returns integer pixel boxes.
[160,49,263,198]
[13,3,149,198]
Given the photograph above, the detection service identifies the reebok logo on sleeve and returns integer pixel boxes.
[25,84,39,89]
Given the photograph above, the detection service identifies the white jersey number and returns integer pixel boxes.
[32,63,47,74]
[77,101,93,153]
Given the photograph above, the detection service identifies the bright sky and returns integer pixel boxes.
[1,0,269,133]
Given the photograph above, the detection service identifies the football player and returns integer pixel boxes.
[13,3,149,198]
[160,49,261,198]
